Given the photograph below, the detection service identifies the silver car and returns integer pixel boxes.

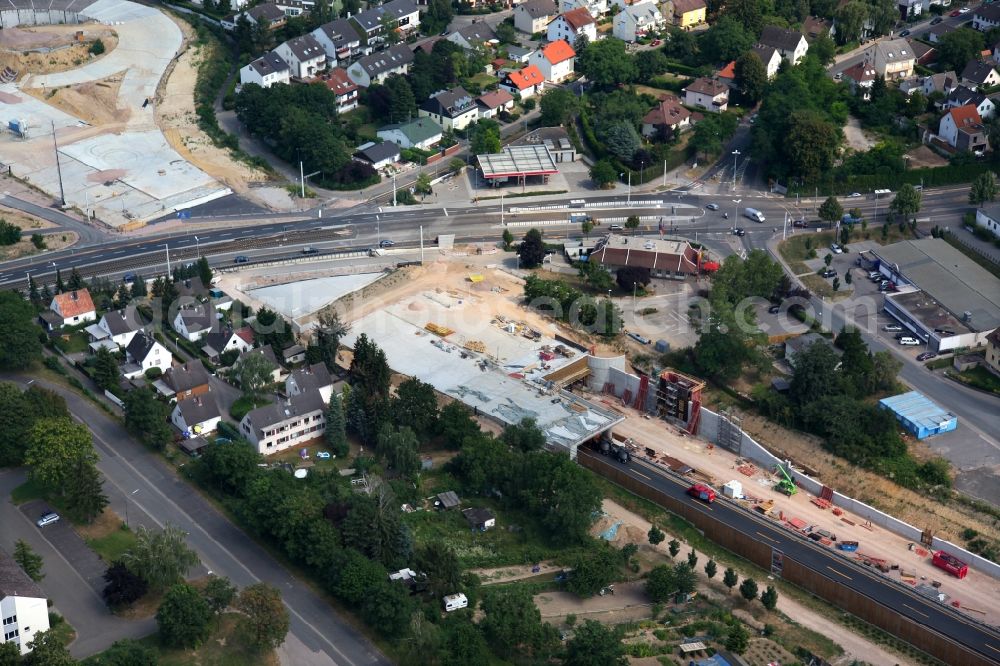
[36,512,60,527]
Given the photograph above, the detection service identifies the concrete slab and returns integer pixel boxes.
[250,273,387,319]
[0,83,84,132]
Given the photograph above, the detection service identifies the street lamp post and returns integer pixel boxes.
[194,236,200,258]
[731,150,741,191]
[732,198,742,227]
[632,282,637,308]
[620,172,631,204]
[500,190,505,226]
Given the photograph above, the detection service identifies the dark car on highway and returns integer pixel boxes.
[732,227,746,236]
[234,255,249,263]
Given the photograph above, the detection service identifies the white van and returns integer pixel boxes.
[744,208,766,223]
[443,593,468,612]
[898,337,920,346]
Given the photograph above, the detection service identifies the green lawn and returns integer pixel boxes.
[47,613,76,647]
[230,396,270,421]
[466,72,498,89]
[85,525,138,564]
[778,231,835,275]
[52,331,91,354]
[11,478,48,505]
[955,365,1000,395]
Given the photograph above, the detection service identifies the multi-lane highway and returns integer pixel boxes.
[584,450,1000,665]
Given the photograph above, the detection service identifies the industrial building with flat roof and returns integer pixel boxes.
[872,238,1000,352]
[879,391,958,440]
[477,144,558,184]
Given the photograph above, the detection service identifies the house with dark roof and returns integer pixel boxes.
[0,548,49,656]
[671,0,705,29]
[86,308,145,350]
[938,104,989,152]
[463,507,496,530]
[282,343,307,365]
[642,95,692,138]
[973,3,1000,32]
[239,51,291,89]
[48,289,96,329]
[274,34,326,78]
[515,0,558,34]
[239,390,327,454]
[842,59,878,101]
[420,86,480,131]
[589,235,701,278]
[923,70,958,97]
[500,64,546,99]
[759,25,808,65]
[559,0,609,19]
[311,18,362,62]
[377,117,444,150]
[123,332,172,380]
[751,44,782,79]
[171,394,222,436]
[350,0,420,46]
[529,39,576,83]
[925,22,956,44]
[162,360,211,401]
[316,67,359,112]
[173,304,218,342]
[961,59,1000,90]
[477,89,515,119]
[346,44,414,87]
[202,326,254,362]
[547,8,597,44]
[354,141,401,169]
[683,76,728,113]
[613,2,666,42]
[944,85,995,119]
[286,363,334,403]
[448,23,498,50]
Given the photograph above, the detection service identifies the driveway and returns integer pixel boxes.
[0,468,156,658]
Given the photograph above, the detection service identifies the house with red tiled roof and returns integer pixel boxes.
[500,64,546,99]
[717,60,736,88]
[477,89,516,119]
[938,104,989,152]
[317,67,358,113]
[590,235,701,278]
[841,59,878,101]
[683,76,728,113]
[48,289,97,329]
[529,39,576,83]
[547,8,597,44]
[642,95,691,139]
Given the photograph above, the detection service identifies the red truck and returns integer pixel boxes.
[932,551,968,579]
[687,484,716,504]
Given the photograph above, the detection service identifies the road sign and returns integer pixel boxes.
[771,548,784,577]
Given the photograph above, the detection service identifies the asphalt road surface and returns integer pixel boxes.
[1,375,389,666]
[584,450,1000,665]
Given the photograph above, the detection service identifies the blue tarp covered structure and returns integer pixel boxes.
[879,391,958,440]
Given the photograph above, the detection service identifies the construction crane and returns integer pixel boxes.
[775,464,797,497]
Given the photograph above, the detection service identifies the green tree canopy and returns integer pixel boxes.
[889,183,921,220]
[577,38,637,88]
[237,583,290,650]
[734,51,768,105]
[122,525,200,590]
[937,28,985,74]
[701,16,755,64]
[818,196,844,224]
[392,377,439,437]
[480,586,549,659]
[156,583,213,648]
[564,620,627,666]
[518,228,546,268]
[539,87,579,127]
[969,171,998,207]
[123,387,172,451]
[25,417,96,496]
[14,539,44,582]
[0,290,43,370]
[501,418,546,452]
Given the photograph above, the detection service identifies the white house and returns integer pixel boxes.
[0,549,50,656]
[499,64,546,99]
[476,89,515,119]
[354,141,401,169]
[515,0,558,34]
[683,76,729,113]
[239,52,291,89]
[559,0,608,18]
[975,203,1000,238]
[944,86,996,120]
[448,23,498,50]
[123,332,172,380]
[274,34,326,79]
[349,0,420,46]
[201,326,254,361]
[547,8,597,45]
[346,44,414,87]
[937,104,989,152]
[419,87,480,131]
[171,395,222,437]
[973,4,1000,32]
[311,18,361,62]
[239,390,327,455]
[529,39,576,83]
[758,25,809,65]
[377,117,443,149]
[173,305,217,342]
[961,60,1000,90]
[48,289,96,329]
[86,309,145,351]
[751,44,782,79]
[285,363,334,404]
[613,3,666,43]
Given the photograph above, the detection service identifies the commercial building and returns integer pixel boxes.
[588,235,701,279]
[974,202,1000,239]
[477,144,559,186]
[0,549,49,656]
[879,391,958,440]
[872,238,1000,352]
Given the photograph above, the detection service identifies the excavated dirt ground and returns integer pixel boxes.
[0,25,118,77]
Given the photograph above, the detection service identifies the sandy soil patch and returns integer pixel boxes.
[155,16,268,196]
[842,117,876,153]
[904,144,949,169]
[23,73,128,126]
[0,208,78,260]
[0,25,118,78]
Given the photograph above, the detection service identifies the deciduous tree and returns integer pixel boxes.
[123,387,172,451]
[232,351,277,397]
[647,525,665,546]
[480,586,547,658]
[540,88,579,127]
[122,525,200,590]
[102,561,148,609]
[24,629,74,666]
[0,291,43,370]
[203,576,237,615]
[92,346,120,392]
[25,417,96,496]
[739,577,759,601]
[414,542,462,598]
[90,639,157,666]
[590,160,618,188]
[723,567,738,593]
[645,564,675,602]
[734,50,767,105]
[564,620,626,666]
[761,584,779,610]
[969,171,998,207]
[577,38,636,88]
[438,401,481,449]
[392,378,439,437]
[196,440,261,497]
[64,456,108,524]
[237,583,289,650]
[818,196,843,224]
[156,583,212,649]
[889,183,921,220]
[501,418,546,452]
[517,228,546,268]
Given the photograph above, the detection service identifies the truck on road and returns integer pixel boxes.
[687,484,716,503]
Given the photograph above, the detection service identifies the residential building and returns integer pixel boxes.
[285,363,334,403]
[613,2,666,43]
[274,34,326,79]
[282,344,307,365]
[973,4,1000,31]
[311,18,361,62]
[641,95,691,138]
[683,76,728,113]
[377,117,443,149]
[898,0,923,18]
[354,141,401,169]
[944,86,995,119]
[547,8,597,44]
[346,44,414,87]
[173,305,217,342]
[923,70,958,96]
[925,22,956,44]
[171,395,222,437]
[419,86,480,131]
[670,0,705,29]
[588,235,701,278]
[784,332,832,367]
[123,332,171,380]
[758,25,808,65]
[0,548,49,656]
[559,0,608,18]
[201,327,254,362]
[500,64,546,99]
[239,390,327,454]
[515,0,558,34]
[85,309,144,350]
[317,67,359,112]
[236,347,284,384]
[751,44,782,79]
[870,38,915,80]
[974,203,1000,239]
[241,2,288,28]
[994,40,1000,66]
[448,23,498,50]
[529,39,576,83]
[716,60,736,88]
[350,0,420,46]
[842,59,878,101]
[801,16,833,41]
[48,289,96,329]
[961,59,1000,89]
[477,89,515,118]
[506,45,534,63]
[938,104,989,151]
[239,52,291,89]
[985,328,1000,374]
[162,360,211,401]
[909,39,937,66]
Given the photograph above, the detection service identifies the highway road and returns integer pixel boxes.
[583,449,1000,665]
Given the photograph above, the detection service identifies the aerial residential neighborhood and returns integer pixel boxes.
[1,0,1000,663]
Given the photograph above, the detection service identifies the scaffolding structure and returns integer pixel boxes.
[655,369,706,434]
[716,408,743,454]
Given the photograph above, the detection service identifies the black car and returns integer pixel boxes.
[234,255,249,263]
[900,29,911,37]
[792,219,807,228]
[301,247,319,254]
[379,239,396,248]
[821,269,836,278]
[916,352,938,362]
[733,228,746,236]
